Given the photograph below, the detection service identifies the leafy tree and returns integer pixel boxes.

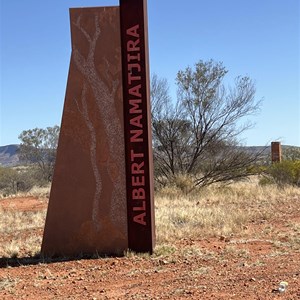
[151,60,263,188]
[18,126,60,182]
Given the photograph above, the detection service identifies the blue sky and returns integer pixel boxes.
[0,0,299,146]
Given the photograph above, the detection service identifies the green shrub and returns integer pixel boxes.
[0,167,19,195]
[0,166,44,196]
[258,175,274,186]
[15,169,38,192]
[264,160,300,187]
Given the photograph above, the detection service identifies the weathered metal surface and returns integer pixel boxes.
[42,0,155,256]
[42,7,128,256]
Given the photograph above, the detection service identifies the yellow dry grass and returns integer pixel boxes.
[0,178,300,258]
[0,276,19,294]
[0,184,51,200]
[0,208,46,257]
[155,179,300,244]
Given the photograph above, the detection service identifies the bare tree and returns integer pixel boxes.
[151,74,192,179]
[151,60,263,188]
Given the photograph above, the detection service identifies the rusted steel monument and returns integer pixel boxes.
[42,0,155,256]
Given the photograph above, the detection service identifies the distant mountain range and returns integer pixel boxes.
[0,144,21,167]
[0,144,299,167]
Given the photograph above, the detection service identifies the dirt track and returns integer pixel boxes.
[0,197,300,299]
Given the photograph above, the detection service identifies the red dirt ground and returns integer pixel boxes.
[0,197,48,212]
[0,197,299,299]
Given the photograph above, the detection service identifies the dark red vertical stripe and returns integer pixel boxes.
[120,0,155,253]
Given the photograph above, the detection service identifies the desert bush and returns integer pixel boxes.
[0,165,48,197]
[151,60,262,189]
[15,168,39,191]
[1,179,300,258]
[25,166,51,187]
[263,160,300,187]
[0,167,19,195]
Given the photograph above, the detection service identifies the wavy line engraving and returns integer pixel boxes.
[72,13,127,232]
[74,84,102,230]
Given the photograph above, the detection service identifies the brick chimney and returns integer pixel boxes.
[271,142,282,163]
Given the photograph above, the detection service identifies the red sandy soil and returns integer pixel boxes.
[0,197,47,212]
[0,197,300,299]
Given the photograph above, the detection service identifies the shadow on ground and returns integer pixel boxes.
[0,252,123,268]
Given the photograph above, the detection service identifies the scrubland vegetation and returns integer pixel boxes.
[1,177,299,259]
[155,177,300,243]
[1,132,300,259]
[0,166,51,197]
[0,59,299,261]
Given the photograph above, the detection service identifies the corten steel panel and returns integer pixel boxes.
[120,0,155,253]
[271,142,282,163]
[41,7,128,256]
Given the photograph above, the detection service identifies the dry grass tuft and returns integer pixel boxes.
[0,209,46,257]
[155,179,300,244]
[1,178,300,259]
[0,276,19,293]
[0,184,51,200]
[0,210,46,234]
[27,185,51,199]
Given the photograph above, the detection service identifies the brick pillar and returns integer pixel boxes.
[271,142,282,163]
